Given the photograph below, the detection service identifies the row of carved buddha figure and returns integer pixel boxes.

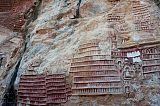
[107,13,125,23]
[70,39,123,95]
[131,1,156,33]
[17,74,71,105]
[71,38,160,95]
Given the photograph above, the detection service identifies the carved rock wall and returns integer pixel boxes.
[14,0,160,105]
[0,0,160,106]
[17,74,71,105]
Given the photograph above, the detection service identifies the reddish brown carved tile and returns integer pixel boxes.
[17,74,71,105]
[70,41,122,95]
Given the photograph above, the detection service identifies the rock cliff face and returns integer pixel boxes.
[0,0,160,105]
[0,0,38,104]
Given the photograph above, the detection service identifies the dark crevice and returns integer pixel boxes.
[2,0,42,105]
[33,0,42,21]
[2,58,22,106]
[74,0,82,18]
[0,57,3,67]
[2,39,28,106]
[2,40,28,106]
